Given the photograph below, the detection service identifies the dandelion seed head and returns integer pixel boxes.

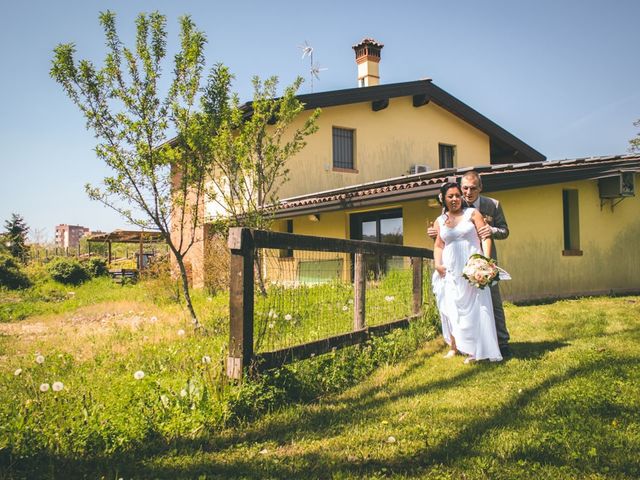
[134,370,145,380]
[284,314,292,321]
[268,322,275,329]
[342,305,348,311]
[180,389,187,397]
[177,329,185,336]
[387,436,397,443]
[52,381,64,392]
[39,383,50,392]
[149,316,158,323]
[35,355,45,364]
[14,368,22,376]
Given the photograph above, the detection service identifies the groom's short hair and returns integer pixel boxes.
[461,171,483,189]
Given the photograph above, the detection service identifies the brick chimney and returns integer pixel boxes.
[353,38,384,87]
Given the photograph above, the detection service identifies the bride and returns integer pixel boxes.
[431,182,502,364]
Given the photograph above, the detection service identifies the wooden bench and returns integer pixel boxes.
[109,268,138,285]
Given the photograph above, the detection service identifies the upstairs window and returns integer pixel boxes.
[333,127,355,170]
[562,189,582,255]
[439,144,456,169]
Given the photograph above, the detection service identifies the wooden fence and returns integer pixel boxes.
[226,227,434,379]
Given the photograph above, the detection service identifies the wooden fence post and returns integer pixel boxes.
[412,257,423,315]
[354,253,366,331]
[227,228,255,379]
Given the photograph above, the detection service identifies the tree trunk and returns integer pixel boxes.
[254,250,268,296]
[175,253,202,330]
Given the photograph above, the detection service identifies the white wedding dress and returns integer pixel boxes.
[432,208,502,361]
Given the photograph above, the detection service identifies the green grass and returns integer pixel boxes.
[0,270,437,478]
[254,268,418,352]
[137,296,639,480]
[0,279,638,478]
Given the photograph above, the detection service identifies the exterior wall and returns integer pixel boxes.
[490,178,640,302]
[54,224,90,249]
[169,171,207,289]
[274,174,640,302]
[278,98,490,199]
[201,96,491,219]
[269,212,352,284]
[402,178,640,301]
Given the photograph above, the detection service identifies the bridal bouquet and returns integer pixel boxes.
[462,253,510,289]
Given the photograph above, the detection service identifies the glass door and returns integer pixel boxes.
[350,208,403,278]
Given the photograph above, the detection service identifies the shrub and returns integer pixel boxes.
[0,253,31,289]
[84,257,109,277]
[143,254,170,279]
[47,258,90,285]
[204,232,230,294]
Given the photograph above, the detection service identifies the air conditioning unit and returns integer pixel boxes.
[409,164,429,175]
[598,172,636,199]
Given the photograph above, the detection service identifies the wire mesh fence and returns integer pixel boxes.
[254,250,423,353]
[226,228,434,378]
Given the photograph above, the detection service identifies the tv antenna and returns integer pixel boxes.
[298,40,327,92]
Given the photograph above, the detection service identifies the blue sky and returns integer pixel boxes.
[1,0,639,240]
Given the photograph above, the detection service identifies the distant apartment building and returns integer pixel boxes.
[55,224,91,249]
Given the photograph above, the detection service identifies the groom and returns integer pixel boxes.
[428,171,511,357]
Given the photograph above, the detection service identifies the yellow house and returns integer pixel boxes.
[272,155,640,302]
[187,39,640,302]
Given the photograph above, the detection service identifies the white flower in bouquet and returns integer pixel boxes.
[462,254,509,289]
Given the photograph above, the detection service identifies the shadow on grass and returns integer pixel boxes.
[508,340,568,360]
[5,341,639,479]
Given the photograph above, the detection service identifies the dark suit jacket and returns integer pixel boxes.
[476,196,509,261]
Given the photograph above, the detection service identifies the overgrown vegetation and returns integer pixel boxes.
[0,270,437,475]
[1,265,638,478]
[1,259,118,321]
[0,253,31,290]
[46,257,91,285]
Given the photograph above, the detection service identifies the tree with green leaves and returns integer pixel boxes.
[3,213,30,263]
[629,119,640,152]
[198,69,320,230]
[51,11,216,328]
[51,11,319,326]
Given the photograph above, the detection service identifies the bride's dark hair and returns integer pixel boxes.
[438,182,463,211]
[438,182,463,225]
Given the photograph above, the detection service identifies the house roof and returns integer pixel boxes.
[273,154,640,218]
[242,79,546,165]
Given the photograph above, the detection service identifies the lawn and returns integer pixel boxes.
[133,296,639,480]
[0,279,638,479]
